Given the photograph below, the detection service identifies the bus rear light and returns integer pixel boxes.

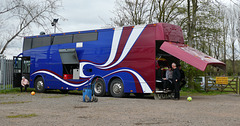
[47,86,49,88]
[130,90,133,92]
[76,88,78,90]
[61,87,63,89]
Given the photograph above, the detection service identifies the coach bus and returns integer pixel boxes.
[13,23,225,97]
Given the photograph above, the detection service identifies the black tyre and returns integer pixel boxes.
[93,78,106,96]
[34,77,45,93]
[110,78,125,98]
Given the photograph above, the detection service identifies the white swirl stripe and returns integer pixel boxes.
[101,25,145,69]
[31,71,93,87]
[102,69,152,93]
[78,25,152,93]
[97,27,123,68]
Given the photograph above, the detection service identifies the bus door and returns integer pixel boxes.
[13,56,30,87]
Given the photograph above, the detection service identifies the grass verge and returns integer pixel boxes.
[180,88,233,96]
[0,88,36,94]
[7,113,37,118]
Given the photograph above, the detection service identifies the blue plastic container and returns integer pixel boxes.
[83,88,92,102]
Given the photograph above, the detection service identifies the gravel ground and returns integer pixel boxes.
[0,92,240,126]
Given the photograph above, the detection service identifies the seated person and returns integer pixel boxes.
[163,67,173,90]
[21,76,29,92]
[155,61,162,81]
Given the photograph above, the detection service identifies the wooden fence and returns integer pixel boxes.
[206,76,240,94]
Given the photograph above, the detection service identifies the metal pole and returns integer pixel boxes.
[54,25,56,33]
[238,77,240,95]
[0,55,2,90]
[204,71,207,92]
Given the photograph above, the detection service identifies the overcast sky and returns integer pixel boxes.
[45,0,116,34]
[5,0,116,58]
[4,0,237,58]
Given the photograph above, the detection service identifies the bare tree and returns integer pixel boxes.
[222,8,229,64]
[111,0,185,27]
[227,4,238,75]
[154,0,184,24]
[187,0,197,47]
[111,0,151,26]
[0,0,63,54]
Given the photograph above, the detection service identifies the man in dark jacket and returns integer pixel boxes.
[172,63,181,100]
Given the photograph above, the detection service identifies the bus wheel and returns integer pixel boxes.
[93,78,106,96]
[110,78,124,98]
[34,77,45,93]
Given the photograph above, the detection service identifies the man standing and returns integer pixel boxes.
[172,63,181,100]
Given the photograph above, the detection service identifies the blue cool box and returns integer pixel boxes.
[83,88,92,102]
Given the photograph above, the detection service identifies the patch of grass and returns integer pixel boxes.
[7,113,37,118]
[0,88,36,94]
[0,101,31,104]
[74,106,89,108]
[0,88,21,94]
[180,88,232,96]
[69,90,82,94]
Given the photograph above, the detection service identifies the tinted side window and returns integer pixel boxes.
[59,48,78,64]
[73,32,98,42]
[32,37,52,49]
[53,35,73,45]
[23,38,32,51]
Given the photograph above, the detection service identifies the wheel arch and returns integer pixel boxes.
[34,75,45,83]
[91,76,103,84]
